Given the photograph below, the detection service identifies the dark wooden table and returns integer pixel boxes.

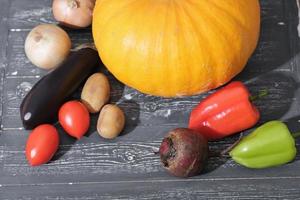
[1,0,300,199]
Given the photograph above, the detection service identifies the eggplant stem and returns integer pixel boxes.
[249,89,268,102]
[292,132,300,138]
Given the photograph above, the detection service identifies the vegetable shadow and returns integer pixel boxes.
[201,135,241,174]
[106,72,125,105]
[236,0,300,82]
[245,71,299,124]
[84,113,98,137]
[51,124,77,162]
[286,116,300,134]
[118,100,141,137]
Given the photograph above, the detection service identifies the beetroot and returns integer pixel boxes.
[159,128,209,177]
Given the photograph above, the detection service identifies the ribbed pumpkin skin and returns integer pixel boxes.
[93,0,260,97]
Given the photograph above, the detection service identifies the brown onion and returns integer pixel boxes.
[52,0,95,29]
[24,24,71,70]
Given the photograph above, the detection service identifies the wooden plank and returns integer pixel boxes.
[1,128,300,185]
[2,177,300,199]
[0,0,10,129]
[289,0,300,75]
[260,0,285,23]
[0,0,10,68]
[8,0,55,29]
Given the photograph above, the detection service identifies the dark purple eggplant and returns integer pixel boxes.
[20,47,100,129]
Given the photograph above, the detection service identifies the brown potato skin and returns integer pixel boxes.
[97,104,125,139]
[81,73,110,113]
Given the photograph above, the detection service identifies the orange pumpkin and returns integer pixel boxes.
[93,0,260,97]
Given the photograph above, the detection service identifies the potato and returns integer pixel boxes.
[97,104,125,139]
[81,73,110,113]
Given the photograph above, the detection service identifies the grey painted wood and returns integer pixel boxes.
[8,0,55,29]
[1,0,300,199]
[0,0,10,130]
[3,178,300,200]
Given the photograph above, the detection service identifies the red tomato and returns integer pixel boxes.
[59,100,90,139]
[25,124,59,166]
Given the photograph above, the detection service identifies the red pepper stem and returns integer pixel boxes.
[292,132,300,138]
[249,89,268,102]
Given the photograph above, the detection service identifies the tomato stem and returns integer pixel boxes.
[249,89,268,102]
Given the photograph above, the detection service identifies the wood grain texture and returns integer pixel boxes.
[8,0,55,29]
[0,0,10,129]
[0,0,9,67]
[1,0,300,199]
[3,178,300,200]
[1,130,300,184]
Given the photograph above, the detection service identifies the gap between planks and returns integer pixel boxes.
[2,175,300,188]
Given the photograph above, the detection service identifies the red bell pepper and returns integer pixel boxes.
[188,81,260,141]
